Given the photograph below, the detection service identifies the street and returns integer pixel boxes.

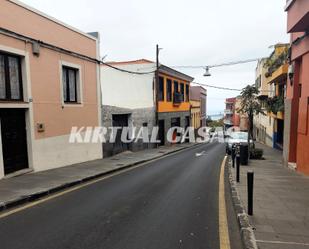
[0,142,242,249]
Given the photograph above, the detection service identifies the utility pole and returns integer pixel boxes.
[155,44,160,147]
[155,44,159,126]
[156,44,159,72]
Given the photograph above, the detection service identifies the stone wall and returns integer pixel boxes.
[102,105,156,157]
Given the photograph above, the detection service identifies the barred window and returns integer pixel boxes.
[0,53,23,101]
[62,66,78,103]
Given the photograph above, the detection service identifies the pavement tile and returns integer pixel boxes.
[231,142,309,249]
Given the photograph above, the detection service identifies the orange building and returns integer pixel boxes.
[265,44,289,150]
[284,0,309,175]
[157,65,194,145]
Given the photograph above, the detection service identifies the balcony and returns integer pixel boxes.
[224,109,233,115]
[173,92,184,105]
[266,64,288,84]
[286,0,309,33]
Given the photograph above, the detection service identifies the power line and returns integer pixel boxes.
[101,57,265,76]
[171,57,264,69]
[0,27,156,76]
[101,61,156,75]
[192,82,242,91]
[192,82,275,93]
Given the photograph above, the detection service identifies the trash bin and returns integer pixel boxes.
[240,144,249,165]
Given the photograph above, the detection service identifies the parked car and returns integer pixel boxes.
[225,131,253,154]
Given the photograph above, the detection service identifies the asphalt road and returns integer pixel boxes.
[0,142,242,249]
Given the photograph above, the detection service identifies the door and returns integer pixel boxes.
[171,117,181,144]
[112,114,129,154]
[185,116,190,143]
[158,120,165,146]
[0,109,28,175]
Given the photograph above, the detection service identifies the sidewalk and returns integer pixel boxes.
[230,143,309,249]
[0,143,198,211]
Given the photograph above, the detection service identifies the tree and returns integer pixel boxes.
[237,85,264,143]
[207,117,224,128]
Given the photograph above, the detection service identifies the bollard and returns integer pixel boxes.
[231,147,235,168]
[247,171,254,216]
[236,155,240,183]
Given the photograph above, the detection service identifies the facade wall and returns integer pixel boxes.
[0,0,97,57]
[157,69,193,145]
[101,62,156,109]
[285,0,309,175]
[283,99,291,167]
[286,0,309,33]
[224,98,236,128]
[295,53,309,175]
[200,93,207,126]
[102,105,156,157]
[190,86,207,127]
[235,97,248,131]
[157,73,191,113]
[255,58,268,94]
[254,113,274,148]
[0,1,102,178]
[158,111,190,145]
[190,100,201,129]
[101,61,156,156]
[254,45,288,150]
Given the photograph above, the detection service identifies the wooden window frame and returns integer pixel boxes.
[174,81,179,93]
[166,79,172,102]
[62,66,78,103]
[158,76,164,101]
[0,52,23,101]
[180,83,184,102]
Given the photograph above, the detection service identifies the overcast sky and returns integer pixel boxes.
[23,0,289,115]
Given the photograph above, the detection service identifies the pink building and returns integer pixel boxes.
[0,0,102,179]
[224,97,248,131]
[224,97,237,129]
[284,0,309,175]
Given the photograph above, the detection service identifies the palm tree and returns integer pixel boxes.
[237,85,264,150]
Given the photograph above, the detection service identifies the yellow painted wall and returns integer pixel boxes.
[158,73,191,113]
[190,100,201,129]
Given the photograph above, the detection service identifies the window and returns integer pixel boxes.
[62,66,78,103]
[180,83,184,102]
[158,76,164,101]
[0,53,23,101]
[185,84,189,102]
[174,81,179,93]
[166,79,172,102]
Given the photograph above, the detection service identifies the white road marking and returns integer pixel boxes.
[195,151,206,157]
[256,240,309,246]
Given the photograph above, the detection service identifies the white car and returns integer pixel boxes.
[225,131,252,154]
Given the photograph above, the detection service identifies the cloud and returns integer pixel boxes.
[21,0,289,113]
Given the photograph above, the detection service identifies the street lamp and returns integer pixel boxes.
[203,66,211,77]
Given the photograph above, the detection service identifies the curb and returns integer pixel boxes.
[226,157,258,249]
[0,143,202,213]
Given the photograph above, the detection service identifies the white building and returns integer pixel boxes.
[253,58,274,147]
[101,59,157,156]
